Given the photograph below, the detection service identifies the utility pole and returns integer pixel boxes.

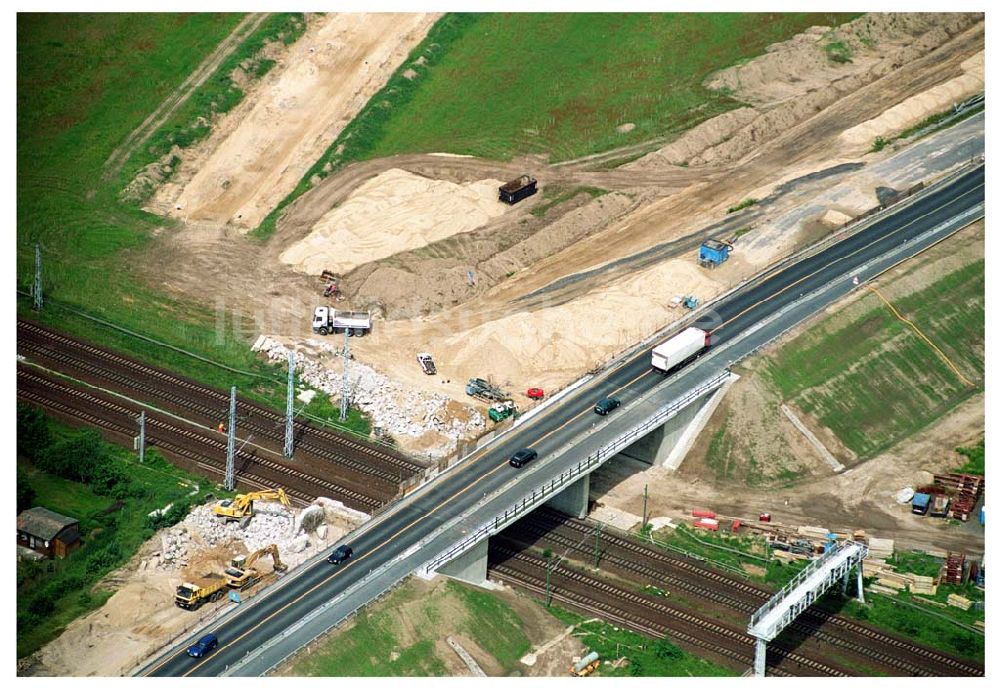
[340,329,350,423]
[32,242,43,311]
[593,521,602,570]
[137,411,146,463]
[284,351,295,458]
[225,386,236,491]
[544,549,554,607]
[642,483,649,533]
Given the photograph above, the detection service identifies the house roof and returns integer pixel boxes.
[17,507,79,541]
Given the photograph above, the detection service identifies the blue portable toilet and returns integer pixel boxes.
[980,504,985,526]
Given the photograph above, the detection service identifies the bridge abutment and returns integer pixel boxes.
[544,473,590,519]
[436,536,489,587]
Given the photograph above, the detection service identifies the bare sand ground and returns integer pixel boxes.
[150,13,440,230]
[140,13,984,436]
[280,169,509,275]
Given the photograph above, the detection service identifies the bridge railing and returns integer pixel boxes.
[422,369,732,573]
[748,540,867,636]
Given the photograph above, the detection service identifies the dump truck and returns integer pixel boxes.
[651,327,710,373]
[214,488,290,522]
[175,574,227,610]
[312,307,371,336]
[465,377,509,402]
[698,239,733,268]
[225,544,288,590]
[499,174,538,204]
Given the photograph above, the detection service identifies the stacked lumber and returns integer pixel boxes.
[909,575,937,596]
[974,620,985,631]
[947,594,973,611]
[797,525,829,539]
[772,549,810,563]
[867,537,894,560]
[876,574,907,590]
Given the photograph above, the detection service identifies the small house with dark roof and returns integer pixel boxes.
[17,507,80,559]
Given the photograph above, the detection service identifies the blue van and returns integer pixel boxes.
[187,634,219,658]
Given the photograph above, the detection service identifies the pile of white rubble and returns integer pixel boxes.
[252,335,484,455]
[154,497,369,572]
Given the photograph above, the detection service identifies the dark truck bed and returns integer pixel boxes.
[499,174,538,204]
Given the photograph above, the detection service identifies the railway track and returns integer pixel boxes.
[508,509,983,677]
[17,366,387,512]
[17,320,423,487]
[489,545,848,677]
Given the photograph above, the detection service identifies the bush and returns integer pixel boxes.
[145,500,191,531]
[28,595,55,617]
[37,429,110,483]
[17,404,52,461]
[17,474,35,513]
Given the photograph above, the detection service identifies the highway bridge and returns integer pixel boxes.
[139,162,984,677]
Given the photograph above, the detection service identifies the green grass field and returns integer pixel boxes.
[288,579,531,676]
[257,11,857,236]
[765,260,984,458]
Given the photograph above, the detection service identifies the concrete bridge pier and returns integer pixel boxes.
[545,473,590,519]
[618,373,736,469]
[437,537,489,587]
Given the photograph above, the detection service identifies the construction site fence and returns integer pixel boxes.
[423,369,731,573]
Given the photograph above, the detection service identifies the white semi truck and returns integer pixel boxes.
[651,327,710,373]
[312,307,371,336]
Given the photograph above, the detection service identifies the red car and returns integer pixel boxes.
[526,387,545,399]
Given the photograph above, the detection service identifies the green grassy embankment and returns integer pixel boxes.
[764,260,984,459]
[287,579,531,676]
[255,11,858,237]
[16,407,220,659]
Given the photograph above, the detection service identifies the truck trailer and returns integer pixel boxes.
[499,175,538,204]
[312,307,371,336]
[651,327,710,373]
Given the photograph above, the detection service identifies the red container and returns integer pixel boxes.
[694,519,720,531]
[691,509,716,519]
[731,519,742,532]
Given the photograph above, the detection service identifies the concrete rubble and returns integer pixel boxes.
[155,496,370,573]
[252,335,485,457]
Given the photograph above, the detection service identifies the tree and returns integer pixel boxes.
[16,404,51,461]
[38,429,108,483]
[17,475,35,513]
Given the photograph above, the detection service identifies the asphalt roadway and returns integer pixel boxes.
[140,163,984,677]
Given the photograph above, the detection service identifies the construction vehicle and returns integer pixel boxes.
[225,544,288,590]
[488,400,517,423]
[320,270,342,300]
[312,306,371,336]
[651,327,710,374]
[498,174,538,204]
[682,295,699,310]
[214,489,290,522]
[698,238,733,268]
[465,377,509,402]
[417,352,437,375]
[175,574,227,610]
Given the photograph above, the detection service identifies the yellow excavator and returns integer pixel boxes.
[225,544,288,590]
[213,488,290,521]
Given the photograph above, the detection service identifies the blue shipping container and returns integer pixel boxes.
[980,504,985,525]
[912,493,931,515]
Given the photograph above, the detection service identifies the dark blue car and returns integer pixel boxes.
[186,633,218,658]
